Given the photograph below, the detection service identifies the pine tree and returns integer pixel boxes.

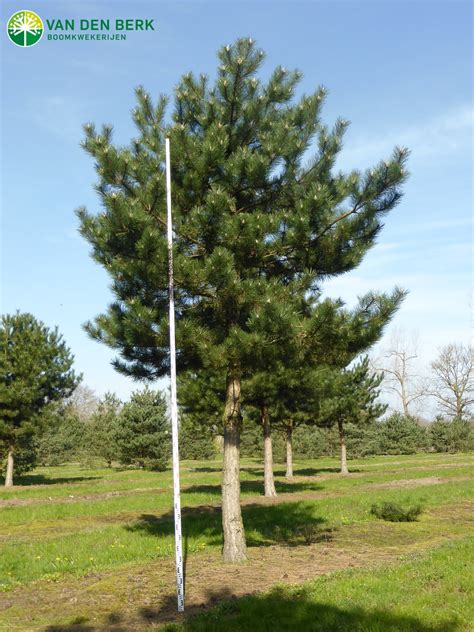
[178,370,225,434]
[429,416,474,453]
[243,369,281,496]
[249,365,326,481]
[316,357,387,473]
[115,388,170,470]
[0,312,80,486]
[77,38,408,561]
[245,296,404,488]
[179,413,217,460]
[87,393,122,466]
[376,412,428,455]
[178,370,224,459]
[36,406,87,466]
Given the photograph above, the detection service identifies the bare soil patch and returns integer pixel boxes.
[367,475,464,490]
[0,486,170,509]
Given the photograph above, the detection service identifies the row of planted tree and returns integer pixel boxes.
[2,334,472,482]
[1,38,471,562]
[36,383,474,473]
[0,310,472,539]
[2,310,471,484]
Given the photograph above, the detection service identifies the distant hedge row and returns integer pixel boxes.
[33,409,473,469]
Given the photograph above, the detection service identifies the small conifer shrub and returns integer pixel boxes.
[370,502,423,522]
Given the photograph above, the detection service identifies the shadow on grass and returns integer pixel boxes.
[0,474,101,487]
[271,467,362,476]
[192,466,361,476]
[43,585,460,631]
[125,500,330,548]
[184,479,323,496]
[190,467,222,473]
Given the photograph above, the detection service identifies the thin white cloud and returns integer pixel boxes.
[338,104,473,169]
[408,217,471,231]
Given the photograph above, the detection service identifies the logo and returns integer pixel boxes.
[7,10,44,47]
[5,11,155,47]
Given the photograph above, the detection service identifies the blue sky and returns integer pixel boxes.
[1,1,472,412]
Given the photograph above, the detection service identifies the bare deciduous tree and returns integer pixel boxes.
[373,329,428,416]
[67,384,99,421]
[431,343,474,419]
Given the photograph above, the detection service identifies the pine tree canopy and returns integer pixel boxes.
[315,356,387,429]
[115,387,170,470]
[0,312,80,447]
[77,37,408,382]
[241,355,385,433]
[179,370,225,431]
[87,393,122,465]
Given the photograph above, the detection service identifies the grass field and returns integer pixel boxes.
[0,453,473,630]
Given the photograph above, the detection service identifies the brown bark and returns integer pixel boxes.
[222,372,247,562]
[5,448,14,487]
[285,423,294,479]
[262,406,277,497]
[338,419,349,474]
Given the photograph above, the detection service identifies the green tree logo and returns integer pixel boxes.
[7,10,43,47]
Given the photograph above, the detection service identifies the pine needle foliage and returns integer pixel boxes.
[370,502,423,522]
[0,312,80,481]
[77,37,409,382]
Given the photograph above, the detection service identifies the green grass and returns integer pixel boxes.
[0,452,470,500]
[163,537,473,631]
[0,453,473,630]
[0,455,473,591]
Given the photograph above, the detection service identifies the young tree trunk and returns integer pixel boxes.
[338,419,349,474]
[285,423,294,479]
[222,372,247,562]
[262,406,277,497]
[5,448,14,487]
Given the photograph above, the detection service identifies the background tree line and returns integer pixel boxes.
[36,387,171,472]
[1,311,472,489]
[0,313,170,484]
[34,386,474,470]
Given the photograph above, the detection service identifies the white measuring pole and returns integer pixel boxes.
[165,137,185,612]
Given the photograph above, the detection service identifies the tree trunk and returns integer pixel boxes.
[285,423,294,479]
[262,406,277,497]
[456,392,463,419]
[338,419,349,474]
[5,448,14,487]
[222,372,247,563]
[401,380,410,416]
[215,435,224,453]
